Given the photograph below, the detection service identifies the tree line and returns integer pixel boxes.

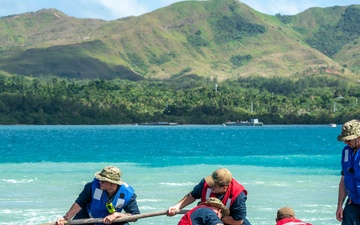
[0,73,359,125]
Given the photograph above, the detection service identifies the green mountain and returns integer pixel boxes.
[0,0,359,81]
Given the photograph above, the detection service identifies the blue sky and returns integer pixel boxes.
[0,0,359,21]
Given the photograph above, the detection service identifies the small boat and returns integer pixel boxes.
[138,122,177,126]
[223,119,263,126]
[329,123,337,127]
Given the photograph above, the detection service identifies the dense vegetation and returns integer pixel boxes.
[213,14,266,44]
[306,6,360,57]
[1,1,359,126]
[0,74,359,125]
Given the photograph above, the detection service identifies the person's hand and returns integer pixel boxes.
[102,213,118,224]
[216,209,222,219]
[102,212,132,224]
[167,206,179,216]
[336,206,343,222]
[55,217,67,225]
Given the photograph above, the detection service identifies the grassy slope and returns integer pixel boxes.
[107,0,339,80]
[0,0,358,81]
[291,5,360,76]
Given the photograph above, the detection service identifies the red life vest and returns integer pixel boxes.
[201,178,247,209]
[276,218,312,225]
[178,205,208,225]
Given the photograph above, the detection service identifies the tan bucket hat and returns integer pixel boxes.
[337,119,360,141]
[200,197,230,216]
[94,166,124,185]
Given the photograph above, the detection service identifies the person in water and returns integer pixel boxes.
[167,168,251,225]
[336,119,360,224]
[275,207,312,225]
[178,197,230,225]
[56,166,140,225]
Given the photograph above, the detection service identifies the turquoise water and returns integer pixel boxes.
[0,125,343,225]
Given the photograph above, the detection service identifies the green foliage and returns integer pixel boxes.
[186,30,210,48]
[171,67,192,78]
[0,74,359,125]
[148,52,176,66]
[306,6,360,57]
[0,40,144,81]
[230,54,252,66]
[275,13,292,24]
[213,14,266,43]
[127,53,148,74]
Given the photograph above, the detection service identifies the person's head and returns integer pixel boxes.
[204,168,232,194]
[337,119,360,149]
[200,197,230,218]
[95,166,124,191]
[276,207,295,222]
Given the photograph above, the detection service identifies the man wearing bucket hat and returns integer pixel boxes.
[178,197,230,225]
[167,168,251,225]
[275,207,312,225]
[56,166,140,225]
[336,119,360,225]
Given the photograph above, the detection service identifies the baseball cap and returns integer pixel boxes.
[204,168,232,187]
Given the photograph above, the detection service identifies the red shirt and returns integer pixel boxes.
[276,217,312,225]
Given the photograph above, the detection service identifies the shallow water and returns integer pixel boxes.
[0,125,343,224]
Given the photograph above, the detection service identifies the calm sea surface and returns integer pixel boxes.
[0,125,344,225]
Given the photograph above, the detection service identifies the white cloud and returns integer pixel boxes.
[241,0,304,15]
[93,0,149,18]
[242,0,359,16]
[268,0,303,15]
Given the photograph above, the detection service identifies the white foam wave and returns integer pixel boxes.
[139,206,158,210]
[1,179,34,184]
[159,182,195,186]
[0,209,13,214]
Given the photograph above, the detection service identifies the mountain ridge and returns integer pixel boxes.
[0,0,359,81]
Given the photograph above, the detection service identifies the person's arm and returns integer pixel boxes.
[336,147,348,222]
[123,193,140,215]
[56,182,92,225]
[55,202,82,225]
[336,175,346,222]
[167,192,196,216]
[102,211,134,224]
[222,192,247,225]
[167,179,204,216]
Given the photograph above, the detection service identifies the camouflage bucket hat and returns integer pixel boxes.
[200,197,230,216]
[94,166,124,185]
[337,119,360,141]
